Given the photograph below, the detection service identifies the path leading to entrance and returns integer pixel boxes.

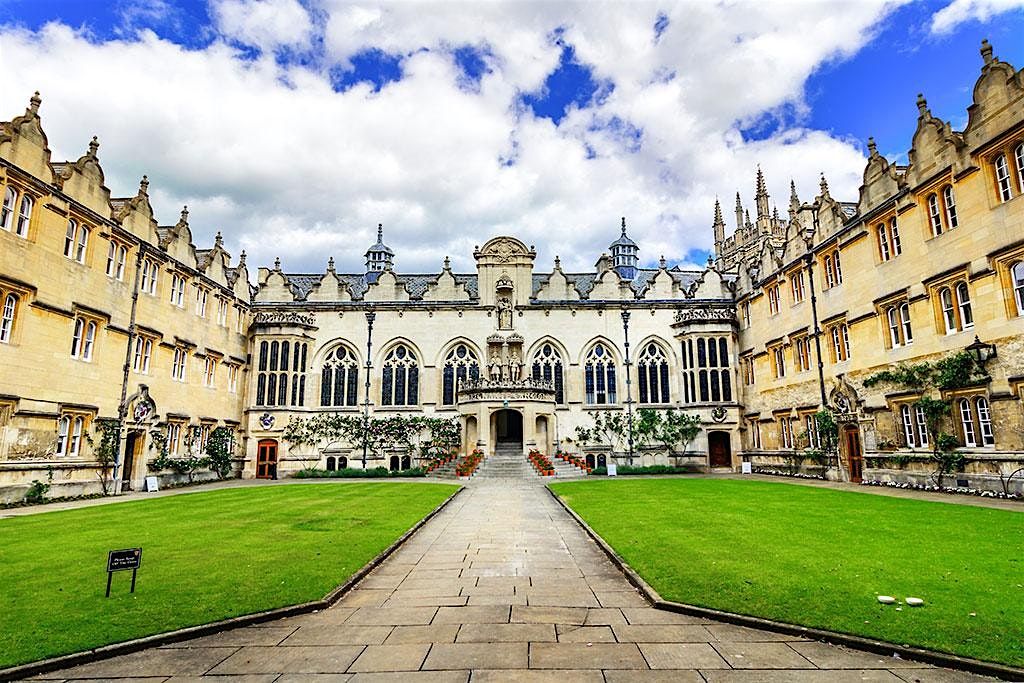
[42,478,992,681]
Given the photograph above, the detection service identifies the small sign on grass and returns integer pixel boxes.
[106,548,142,597]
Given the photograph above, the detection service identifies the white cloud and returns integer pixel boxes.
[212,0,314,51]
[931,0,1024,33]
[0,3,900,276]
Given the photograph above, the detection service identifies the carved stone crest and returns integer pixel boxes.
[673,307,737,324]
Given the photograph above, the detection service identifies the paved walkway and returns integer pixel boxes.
[39,477,993,682]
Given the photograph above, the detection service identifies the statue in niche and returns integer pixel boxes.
[508,350,522,381]
[488,351,502,381]
[496,296,514,330]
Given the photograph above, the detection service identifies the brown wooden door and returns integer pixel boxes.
[121,432,138,492]
[708,431,732,468]
[844,427,863,483]
[256,440,278,479]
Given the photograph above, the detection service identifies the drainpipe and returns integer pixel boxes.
[113,244,144,495]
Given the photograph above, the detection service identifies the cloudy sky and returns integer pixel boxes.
[1,0,1022,275]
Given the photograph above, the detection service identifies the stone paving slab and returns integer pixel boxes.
[41,478,998,681]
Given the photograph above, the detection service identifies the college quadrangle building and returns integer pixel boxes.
[0,41,1022,500]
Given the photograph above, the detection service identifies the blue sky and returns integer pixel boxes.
[1,1,1022,272]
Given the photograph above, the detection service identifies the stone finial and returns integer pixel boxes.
[755,165,767,196]
[659,254,667,269]
[377,223,383,242]
[274,257,281,271]
[620,216,627,235]
[772,206,779,220]
[553,255,561,270]
[867,137,877,156]
[443,255,451,270]
[29,91,41,114]
[139,175,149,194]
[981,39,993,66]
[735,191,742,211]
[713,198,723,225]
[180,205,189,223]
[215,231,223,247]
[88,136,99,158]
[916,93,928,116]
[327,256,335,272]
[706,254,714,266]
[239,250,247,266]
[789,179,799,205]
[819,173,831,198]
[744,209,751,226]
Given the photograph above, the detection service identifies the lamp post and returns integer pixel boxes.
[965,335,997,370]
[362,310,376,470]
[621,308,634,465]
[803,220,827,409]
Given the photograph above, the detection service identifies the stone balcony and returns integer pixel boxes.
[457,377,555,404]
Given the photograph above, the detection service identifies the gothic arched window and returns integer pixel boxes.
[584,343,617,405]
[382,344,419,406]
[637,342,670,404]
[442,343,480,406]
[321,345,358,407]
[531,343,564,404]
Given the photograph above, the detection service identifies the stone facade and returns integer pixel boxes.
[1,40,1022,500]
[0,94,251,501]
[725,41,1024,493]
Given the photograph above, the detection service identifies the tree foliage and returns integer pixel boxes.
[575,408,702,458]
[864,352,981,487]
[282,414,460,462]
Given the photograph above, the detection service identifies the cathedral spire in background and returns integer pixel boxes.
[755,165,770,219]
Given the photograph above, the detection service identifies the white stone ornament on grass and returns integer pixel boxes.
[877,595,896,604]
[905,597,924,606]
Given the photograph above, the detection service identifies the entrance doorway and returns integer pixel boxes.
[844,426,863,483]
[121,430,144,492]
[256,439,278,479]
[708,431,731,468]
[495,409,523,446]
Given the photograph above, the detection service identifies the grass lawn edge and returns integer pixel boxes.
[545,484,1024,683]
[0,484,464,683]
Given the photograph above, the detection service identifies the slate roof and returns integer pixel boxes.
[281,266,706,302]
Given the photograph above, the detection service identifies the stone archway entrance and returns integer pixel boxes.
[493,409,523,450]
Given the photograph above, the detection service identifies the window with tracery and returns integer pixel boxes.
[442,343,479,406]
[257,340,307,407]
[637,342,670,404]
[531,343,565,404]
[382,344,419,406]
[681,336,731,403]
[321,345,359,407]
[584,343,617,405]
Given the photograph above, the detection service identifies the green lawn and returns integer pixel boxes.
[0,481,458,668]
[551,478,1024,667]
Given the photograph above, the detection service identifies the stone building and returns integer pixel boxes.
[726,40,1024,490]
[249,226,738,477]
[0,93,252,500]
[1,39,1022,499]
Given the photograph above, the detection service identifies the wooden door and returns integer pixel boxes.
[844,427,863,483]
[121,432,138,492]
[708,431,732,468]
[256,440,278,479]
